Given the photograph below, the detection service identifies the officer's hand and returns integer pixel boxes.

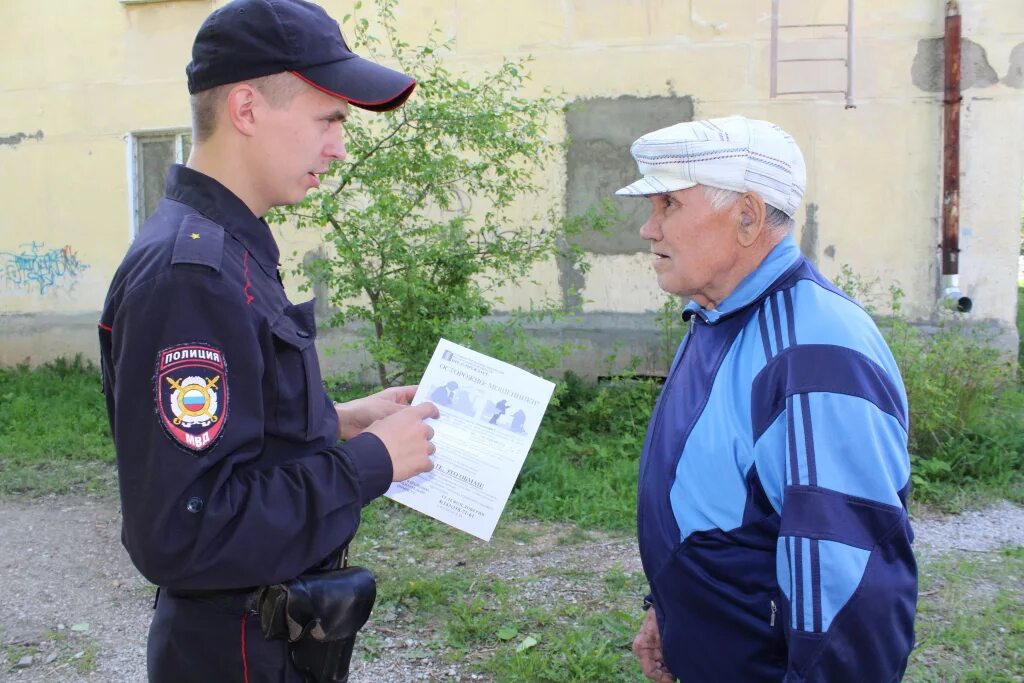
[365,401,439,482]
[633,608,675,682]
[335,385,418,440]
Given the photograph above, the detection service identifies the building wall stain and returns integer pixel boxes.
[911,38,998,91]
[800,203,820,264]
[562,95,695,309]
[0,130,44,147]
[1005,43,1024,89]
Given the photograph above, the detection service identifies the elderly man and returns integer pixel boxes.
[620,116,917,682]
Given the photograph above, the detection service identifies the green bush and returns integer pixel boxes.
[887,317,1024,499]
[274,0,613,387]
[836,268,1024,504]
[509,373,661,530]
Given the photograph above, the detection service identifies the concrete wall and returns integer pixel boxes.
[2,0,1022,375]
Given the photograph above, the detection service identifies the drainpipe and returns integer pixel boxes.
[940,0,972,312]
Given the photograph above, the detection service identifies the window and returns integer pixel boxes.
[128,129,191,237]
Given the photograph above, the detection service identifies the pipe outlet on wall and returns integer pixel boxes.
[940,274,972,313]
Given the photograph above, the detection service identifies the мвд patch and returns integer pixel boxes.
[156,343,228,453]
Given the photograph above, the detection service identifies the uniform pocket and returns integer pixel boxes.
[270,300,325,440]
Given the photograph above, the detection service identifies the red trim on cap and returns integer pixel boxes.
[288,70,416,110]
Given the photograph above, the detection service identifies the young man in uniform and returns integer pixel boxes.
[98,1,438,680]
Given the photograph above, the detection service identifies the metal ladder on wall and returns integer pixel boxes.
[770,0,856,108]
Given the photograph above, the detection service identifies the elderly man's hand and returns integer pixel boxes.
[633,608,676,683]
[335,385,420,440]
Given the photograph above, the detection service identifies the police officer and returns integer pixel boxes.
[98,1,438,680]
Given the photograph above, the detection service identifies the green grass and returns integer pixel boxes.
[508,374,660,531]
[350,502,648,681]
[353,501,1023,682]
[905,547,1024,681]
[0,356,115,495]
[909,477,1024,514]
[479,607,641,683]
[1,626,100,676]
[478,567,647,683]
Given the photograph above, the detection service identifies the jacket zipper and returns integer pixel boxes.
[770,599,777,627]
[637,315,698,594]
[638,323,694,510]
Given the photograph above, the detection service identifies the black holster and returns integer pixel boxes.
[253,566,376,683]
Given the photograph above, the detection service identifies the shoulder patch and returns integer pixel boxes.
[156,343,229,453]
[171,214,225,272]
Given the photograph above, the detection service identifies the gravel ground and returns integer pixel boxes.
[1,496,1022,682]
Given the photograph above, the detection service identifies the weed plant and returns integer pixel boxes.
[904,546,1024,681]
[0,356,113,494]
[835,266,1024,507]
[890,316,1024,503]
[509,373,661,531]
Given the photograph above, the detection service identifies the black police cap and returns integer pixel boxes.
[185,0,416,111]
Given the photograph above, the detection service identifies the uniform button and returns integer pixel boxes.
[186,497,204,514]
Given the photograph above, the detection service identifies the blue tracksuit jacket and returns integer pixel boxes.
[637,235,917,682]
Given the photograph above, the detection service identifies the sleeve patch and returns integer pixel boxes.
[156,343,228,453]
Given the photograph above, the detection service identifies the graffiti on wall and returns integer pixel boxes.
[1,242,90,295]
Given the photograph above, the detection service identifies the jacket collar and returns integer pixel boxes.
[164,164,281,271]
[683,234,803,324]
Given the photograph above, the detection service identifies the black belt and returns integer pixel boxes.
[162,547,348,602]
[163,585,257,600]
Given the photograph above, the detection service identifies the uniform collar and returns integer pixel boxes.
[683,234,802,324]
[164,165,281,271]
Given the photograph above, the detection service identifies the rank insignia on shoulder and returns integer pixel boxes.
[156,343,228,453]
[171,215,224,272]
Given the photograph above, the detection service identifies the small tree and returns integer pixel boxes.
[273,0,603,387]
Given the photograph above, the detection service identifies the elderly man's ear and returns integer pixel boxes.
[736,192,767,247]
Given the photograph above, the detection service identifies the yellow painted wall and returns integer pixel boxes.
[1,0,1022,364]
[1,0,211,319]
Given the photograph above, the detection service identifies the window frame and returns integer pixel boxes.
[126,128,191,239]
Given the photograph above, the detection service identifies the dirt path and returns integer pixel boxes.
[2,496,1022,682]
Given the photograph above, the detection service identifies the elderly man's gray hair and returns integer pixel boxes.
[702,186,795,238]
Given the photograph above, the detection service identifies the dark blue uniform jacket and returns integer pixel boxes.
[98,165,392,590]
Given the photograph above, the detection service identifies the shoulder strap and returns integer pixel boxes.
[171,214,225,272]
